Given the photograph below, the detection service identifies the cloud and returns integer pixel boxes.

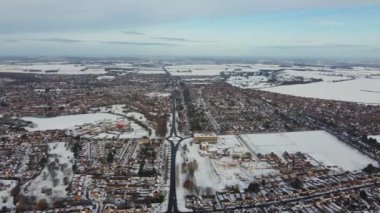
[100,41,179,46]
[122,30,216,43]
[153,36,191,42]
[0,38,19,43]
[324,43,370,48]
[16,37,179,46]
[0,0,379,34]
[31,37,83,43]
[124,31,145,35]
[257,44,372,49]
[123,31,216,43]
[152,36,215,43]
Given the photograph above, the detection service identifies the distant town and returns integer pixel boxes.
[0,58,379,212]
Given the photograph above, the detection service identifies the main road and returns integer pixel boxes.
[164,67,186,213]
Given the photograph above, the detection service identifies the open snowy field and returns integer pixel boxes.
[176,138,219,211]
[22,113,121,131]
[261,78,380,104]
[21,111,152,138]
[226,69,356,89]
[165,63,380,77]
[0,62,170,75]
[96,75,115,80]
[237,130,377,171]
[280,70,353,82]
[175,137,277,211]
[0,63,106,75]
[166,64,228,76]
[0,180,17,211]
[22,142,74,203]
[165,64,281,76]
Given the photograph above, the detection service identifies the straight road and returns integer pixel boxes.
[164,67,185,213]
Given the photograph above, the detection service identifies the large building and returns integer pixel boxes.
[193,133,218,144]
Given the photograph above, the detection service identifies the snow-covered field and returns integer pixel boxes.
[176,138,216,211]
[167,64,380,104]
[176,130,377,210]
[0,63,106,75]
[98,105,148,122]
[166,64,279,76]
[280,70,353,82]
[22,142,74,202]
[22,113,121,131]
[238,130,377,171]
[22,110,152,138]
[96,75,115,80]
[261,78,380,104]
[227,69,356,89]
[145,92,171,98]
[166,64,227,76]
[0,62,172,76]
[175,137,277,211]
[166,63,380,77]
[202,63,380,104]
[0,180,17,210]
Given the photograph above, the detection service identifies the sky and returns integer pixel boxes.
[0,0,380,59]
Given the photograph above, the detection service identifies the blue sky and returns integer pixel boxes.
[0,0,379,59]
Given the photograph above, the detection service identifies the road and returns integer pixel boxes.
[163,67,186,213]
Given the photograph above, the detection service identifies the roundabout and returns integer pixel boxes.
[168,136,181,141]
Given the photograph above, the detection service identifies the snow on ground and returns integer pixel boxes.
[126,112,148,122]
[280,70,353,82]
[369,135,380,143]
[0,63,106,75]
[22,142,74,203]
[93,120,149,139]
[228,70,353,89]
[98,104,126,114]
[145,92,171,98]
[98,105,157,138]
[0,180,17,210]
[261,78,380,104]
[165,64,278,76]
[96,75,115,80]
[175,136,278,211]
[331,67,380,78]
[22,113,121,131]
[176,138,219,211]
[166,64,228,76]
[98,105,148,122]
[210,157,276,190]
[165,63,373,77]
[175,129,376,203]
[22,110,151,139]
[213,135,278,187]
[239,130,377,171]
[227,76,271,89]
